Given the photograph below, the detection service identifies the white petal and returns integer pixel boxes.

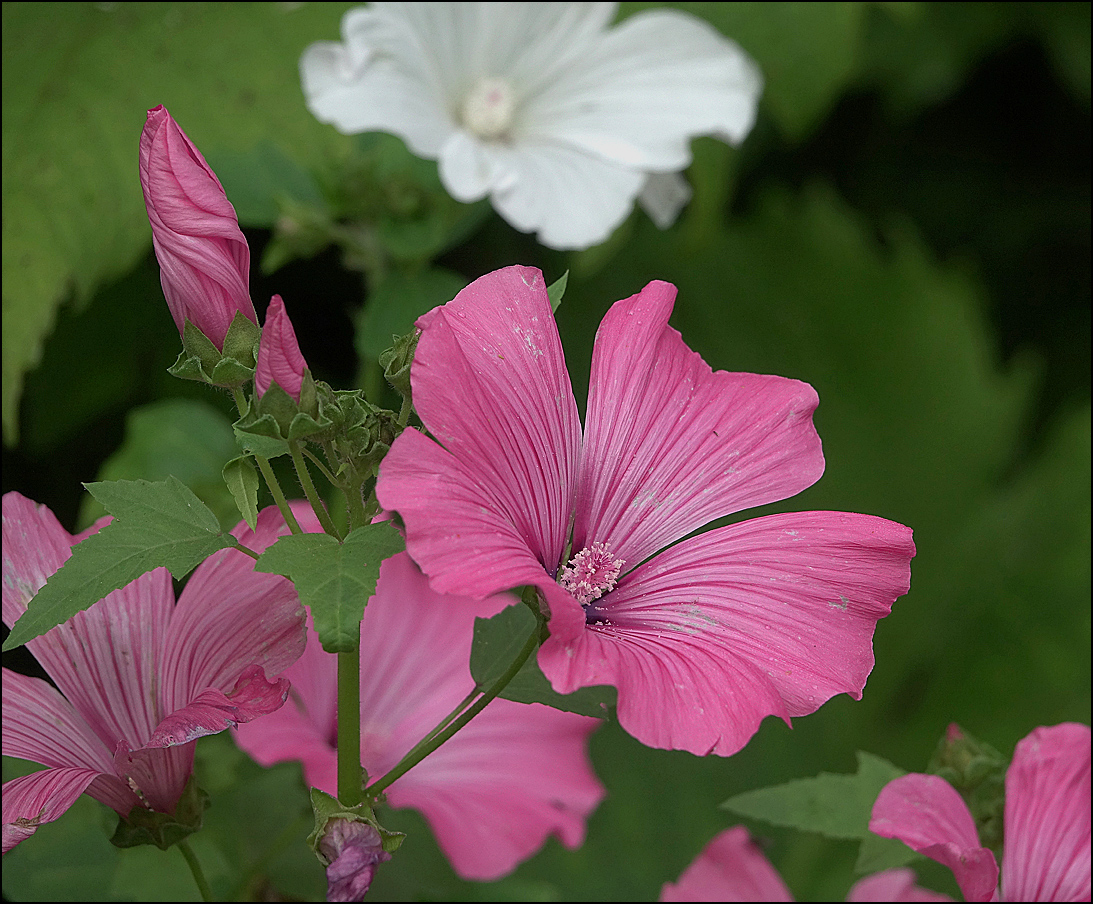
[638,171,692,229]
[457,139,645,249]
[524,8,762,170]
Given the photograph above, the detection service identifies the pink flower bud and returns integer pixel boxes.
[139,105,256,350]
[317,819,391,902]
[255,295,308,402]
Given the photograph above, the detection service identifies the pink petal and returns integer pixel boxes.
[659,826,794,902]
[377,266,581,587]
[1001,723,1091,902]
[540,511,913,756]
[158,505,306,715]
[255,294,307,402]
[870,773,1000,902]
[575,280,825,571]
[110,741,194,815]
[2,491,171,753]
[2,767,105,853]
[146,664,290,748]
[847,868,954,902]
[139,106,255,349]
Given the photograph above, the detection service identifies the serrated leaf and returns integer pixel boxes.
[721,751,905,840]
[3,476,237,651]
[223,456,259,531]
[255,522,404,653]
[470,604,615,718]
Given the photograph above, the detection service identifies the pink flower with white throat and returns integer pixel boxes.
[299,2,762,249]
[233,551,604,882]
[870,723,1091,902]
[376,265,916,757]
[1,493,306,852]
[139,104,256,350]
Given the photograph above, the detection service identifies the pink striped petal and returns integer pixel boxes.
[576,280,824,570]
[158,505,306,714]
[377,266,581,582]
[847,868,954,902]
[1001,723,1091,902]
[255,294,308,402]
[2,767,105,853]
[870,773,999,902]
[659,826,793,902]
[540,511,913,755]
[2,492,171,752]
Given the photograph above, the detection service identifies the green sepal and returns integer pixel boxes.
[109,776,209,851]
[546,270,569,313]
[315,382,399,484]
[167,312,259,388]
[223,455,260,530]
[377,329,419,403]
[234,372,333,454]
[926,725,1007,852]
[307,789,405,860]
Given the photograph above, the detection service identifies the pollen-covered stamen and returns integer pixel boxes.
[559,541,624,607]
[461,77,516,140]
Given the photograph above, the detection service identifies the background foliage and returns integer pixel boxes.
[3,2,1089,901]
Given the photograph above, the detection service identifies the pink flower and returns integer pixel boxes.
[375,265,916,756]
[139,104,256,350]
[870,723,1091,902]
[318,819,391,902]
[659,825,952,902]
[255,295,308,403]
[233,551,604,881]
[1,492,306,852]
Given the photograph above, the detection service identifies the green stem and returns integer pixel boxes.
[337,648,363,807]
[365,616,541,801]
[289,439,341,539]
[302,446,338,486]
[229,541,261,561]
[178,839,213,902]
[231,387,302,535]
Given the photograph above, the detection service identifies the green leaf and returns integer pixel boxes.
[223,456,259,531]
[2,1,353,442]
[2,476,237,651]
[110,778,209,851]
[470,603,615,718]
[255,522,405,653]
[721,751,905,840]
[546,270,569,313]
[355,267,468,364]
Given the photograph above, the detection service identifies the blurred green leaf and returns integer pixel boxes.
[2,1,354,442]
[356,267,468,364]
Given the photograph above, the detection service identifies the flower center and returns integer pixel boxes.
[461,77,516,140]
[558,541,624,607]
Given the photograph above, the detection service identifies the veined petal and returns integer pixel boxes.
[870,774,1000,902]
[158,505,306,715]
[847,868,954,902]
[575,282,825,570]
[464,138,646,249]
[1001,723,1091,902]
[659,826,794,902]
[255,295,308,402]
[2,492,170,753]
[541,511,912,755]
[377,266,580,581]
[146,665,291,748]
[526,7,762,171]
[2,767,106,853]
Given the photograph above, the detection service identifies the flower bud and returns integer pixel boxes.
[139,105,256,350]
[255,295,307,403]
[317,818,391,902]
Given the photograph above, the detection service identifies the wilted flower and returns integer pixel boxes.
[300,2,762,249]
[139,104,256,349]
[234,551,604,881]
[255,295,308,403]
[870,722,1091,902]
[659,825,952,902]
[317,818,391,902]
[1,493,306,851]
[376,265,915,757]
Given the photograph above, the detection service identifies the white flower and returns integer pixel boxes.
[300,1,763,250]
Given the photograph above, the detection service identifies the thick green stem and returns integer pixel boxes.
[365,616,541,801]
[337,647,363,807]
[289,440,341,539]
[178,839,213,902]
